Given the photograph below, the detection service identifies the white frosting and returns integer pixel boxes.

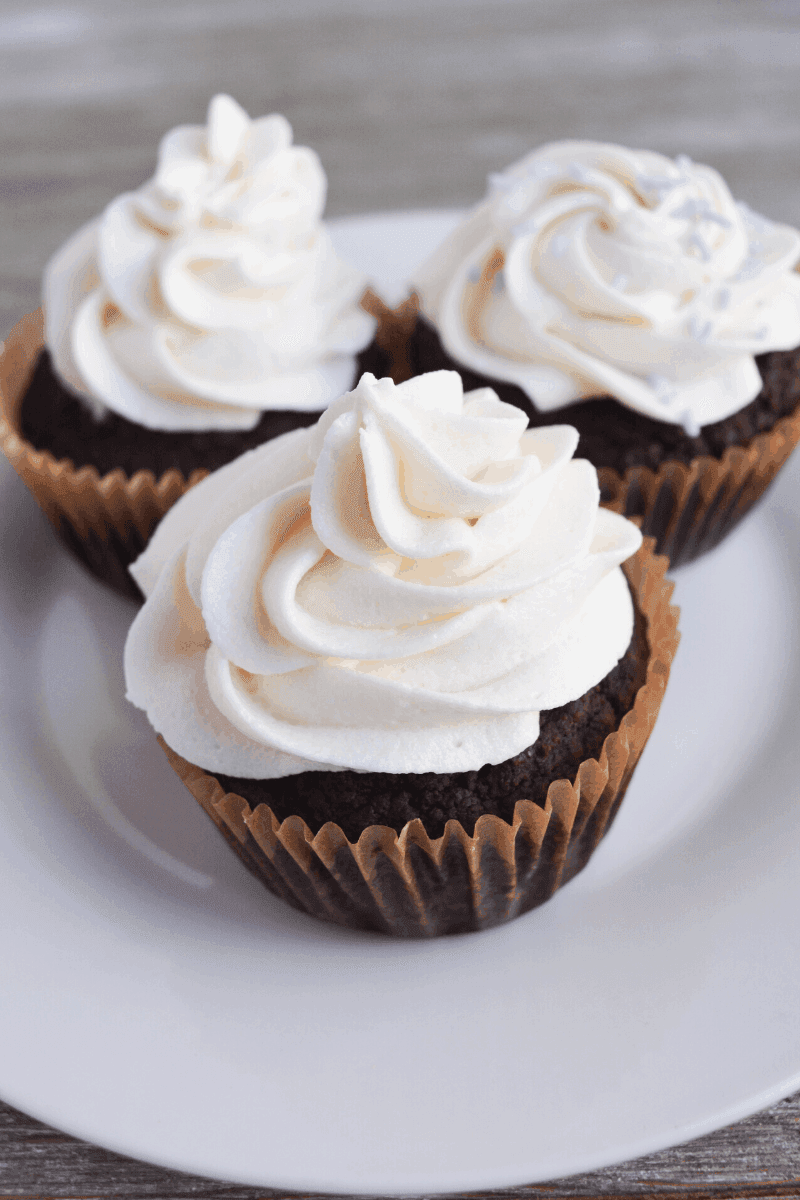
[44,94,375,431]
[415,140,800,430]
[125,370,642,778]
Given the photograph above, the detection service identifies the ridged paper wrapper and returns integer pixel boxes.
[160,538,679,938]
[0,296,405,601]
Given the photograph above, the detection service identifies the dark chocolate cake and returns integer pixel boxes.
[20,340,390,478]
[213,598,648,842]
[408,314,800,473]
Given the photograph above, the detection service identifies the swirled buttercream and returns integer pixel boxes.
[415,141,800,429]
[125,370,642,776]
[44,94,375,431]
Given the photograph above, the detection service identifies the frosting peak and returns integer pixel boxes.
[307,371,543,575]
[125,370,642,778]
[145,94,324,242]
[415,140,800,429]
[45,94,374,431]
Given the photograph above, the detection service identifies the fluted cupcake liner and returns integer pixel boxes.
[0,310,205,600]
[0,297,402,601]
[597,404,800,566]
[160,538,679,938]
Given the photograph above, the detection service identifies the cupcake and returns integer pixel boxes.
[124,369,679,936]
[0,94,391,599]
[409,141,800,565]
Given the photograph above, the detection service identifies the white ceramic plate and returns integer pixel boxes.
[2,212,800,1195]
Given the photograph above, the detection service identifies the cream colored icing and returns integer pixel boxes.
[44,94,375,431]
[415,140,800,431]
[125,370,642,777]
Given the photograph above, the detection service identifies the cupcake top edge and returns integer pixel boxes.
[413,139,800,432]
[124,368,643,779]
[43,94,376,433]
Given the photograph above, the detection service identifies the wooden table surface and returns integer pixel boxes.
[1,0,800,1195]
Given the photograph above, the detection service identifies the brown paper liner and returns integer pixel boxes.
[0,296,401,601]
[160,538,679,938]
[597,402,800,566]
[0,311,206,600]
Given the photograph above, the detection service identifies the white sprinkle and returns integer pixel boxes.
[648,374,675,405]
[733,256,763,282]
[749,239,764,254]
[670,198,707,221]
[569,160,592,183]
[676,153,693,171]
[670,198,732,229]
[551,233,569,257]
[528,160,560,179]
[689,231,711,262]
[688,315,713,342]
[612,273,628,291]
[715,287,731,311]
[467,265,481,284]
[637,173,680,198]
[682,410,701,437]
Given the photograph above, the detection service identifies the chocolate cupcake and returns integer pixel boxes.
[409,141,800,565]
[124,370,679,936]
[0,95,391,599]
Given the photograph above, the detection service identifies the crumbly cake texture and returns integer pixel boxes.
[19,340,390,477]
[408,315,800,473]
[211,598,648,842]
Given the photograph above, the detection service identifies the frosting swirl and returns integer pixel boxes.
[415,140,800,430]
[125,370,642,777]
[44,94,375,431]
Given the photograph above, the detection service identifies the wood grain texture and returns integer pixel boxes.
[2,0,800,1194]
[1,1092,799,1197]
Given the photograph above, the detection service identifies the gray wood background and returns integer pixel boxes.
[2,0,800,1194]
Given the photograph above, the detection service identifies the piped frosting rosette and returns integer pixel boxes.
[125,369,642,777]
[415,140,800,431]
[44,94,375,431]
